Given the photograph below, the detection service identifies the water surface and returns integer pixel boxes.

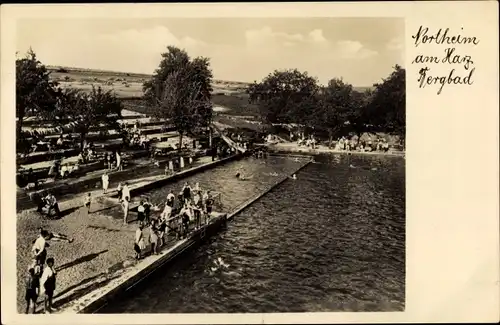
[102,154,405,312]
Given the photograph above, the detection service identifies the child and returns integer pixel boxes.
[157,216,167,248]
[149,220,159,255]
[122,196,129,225]
[117,182,123,201]
[25,267,39,314]
[137,201,146,224]
[193,192,202,230]
[40,257,56,314]
[144,198,151,224]
[84,193,91,213]
[134,223,144,260]
[102,172,109,194]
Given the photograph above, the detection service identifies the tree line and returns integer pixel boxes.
[16,49,123,152]
[17,46,404,154]
[247,65,405,145]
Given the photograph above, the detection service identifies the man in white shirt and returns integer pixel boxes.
[40,257,56,313]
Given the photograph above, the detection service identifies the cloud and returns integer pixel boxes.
[97,26,207,54]
[386,37,404,51]
[244,26,306,49]
[19,22,395,86]
[335,40,378,59]
[308,29,327,43]
[243,27,376,60]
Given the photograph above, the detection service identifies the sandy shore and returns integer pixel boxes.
[15,156,216,313]
[267,142,405,157]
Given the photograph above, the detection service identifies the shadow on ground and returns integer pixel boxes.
[56,249,109,272]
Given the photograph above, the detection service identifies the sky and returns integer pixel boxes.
[17,18,404,87]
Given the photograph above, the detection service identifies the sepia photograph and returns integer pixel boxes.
[2,2,500,324]
[12,16,406,315]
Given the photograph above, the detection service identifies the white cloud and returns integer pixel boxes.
[336,40,378,59]
[20,23,391,86]
[244,26,306,49]
[308,29,327,43]
[386,37,403,51]
[98,26,207,54]
[243,27,376,60]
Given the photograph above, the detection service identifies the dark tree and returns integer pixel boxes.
[143,46,213,152]
[16,48,58,138]
[54,86,123,150]
[247,69,320,125]
[318,78,358,144]
[367,65,406,141]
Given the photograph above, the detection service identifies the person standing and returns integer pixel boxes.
[157,215,167,248]
[166,190,175,208]
[84,193,92,214]
[149,219,159,255]
[102,172,109,194]
[122,182,130,202]
[203,190,214,221]
[25,267,39,314]
[137,201,146,224]
[40,257,56,314]
[134,223,145,260]
[144,198,151,224]
[179,203,192,237]
[117,182,123,201]
[182,182,191,204]
[32,230,48,266]
[116,151,122,171]
[122,197,129,225]
[193,191,202,230]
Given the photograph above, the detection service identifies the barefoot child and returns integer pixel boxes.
[84,193,91,213]
[101,172,109,194]
[134,223,145,260]
[24,267,39,314]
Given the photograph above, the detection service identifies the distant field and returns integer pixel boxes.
[46,66,372,121]
[47,66,252,99]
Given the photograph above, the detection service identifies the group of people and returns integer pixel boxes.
[26,228,73,313]
[125,121,151,149]
[103,150,124,171]
[335,136,390,152]
[35,192,61,218]
[133,182,215,259]
[296,134,317,149]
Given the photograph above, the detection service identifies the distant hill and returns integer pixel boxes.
[46,65,372,94]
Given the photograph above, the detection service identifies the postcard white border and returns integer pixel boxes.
[1,2,499,324]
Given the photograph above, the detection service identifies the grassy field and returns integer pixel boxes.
[47,66,373,119]
[48,66,252,99]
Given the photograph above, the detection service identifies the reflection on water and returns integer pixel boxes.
[101,154,405,313]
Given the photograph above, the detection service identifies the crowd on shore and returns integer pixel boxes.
[289,132,393,153]
[25,178,216,313]
[117,181,216,259]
